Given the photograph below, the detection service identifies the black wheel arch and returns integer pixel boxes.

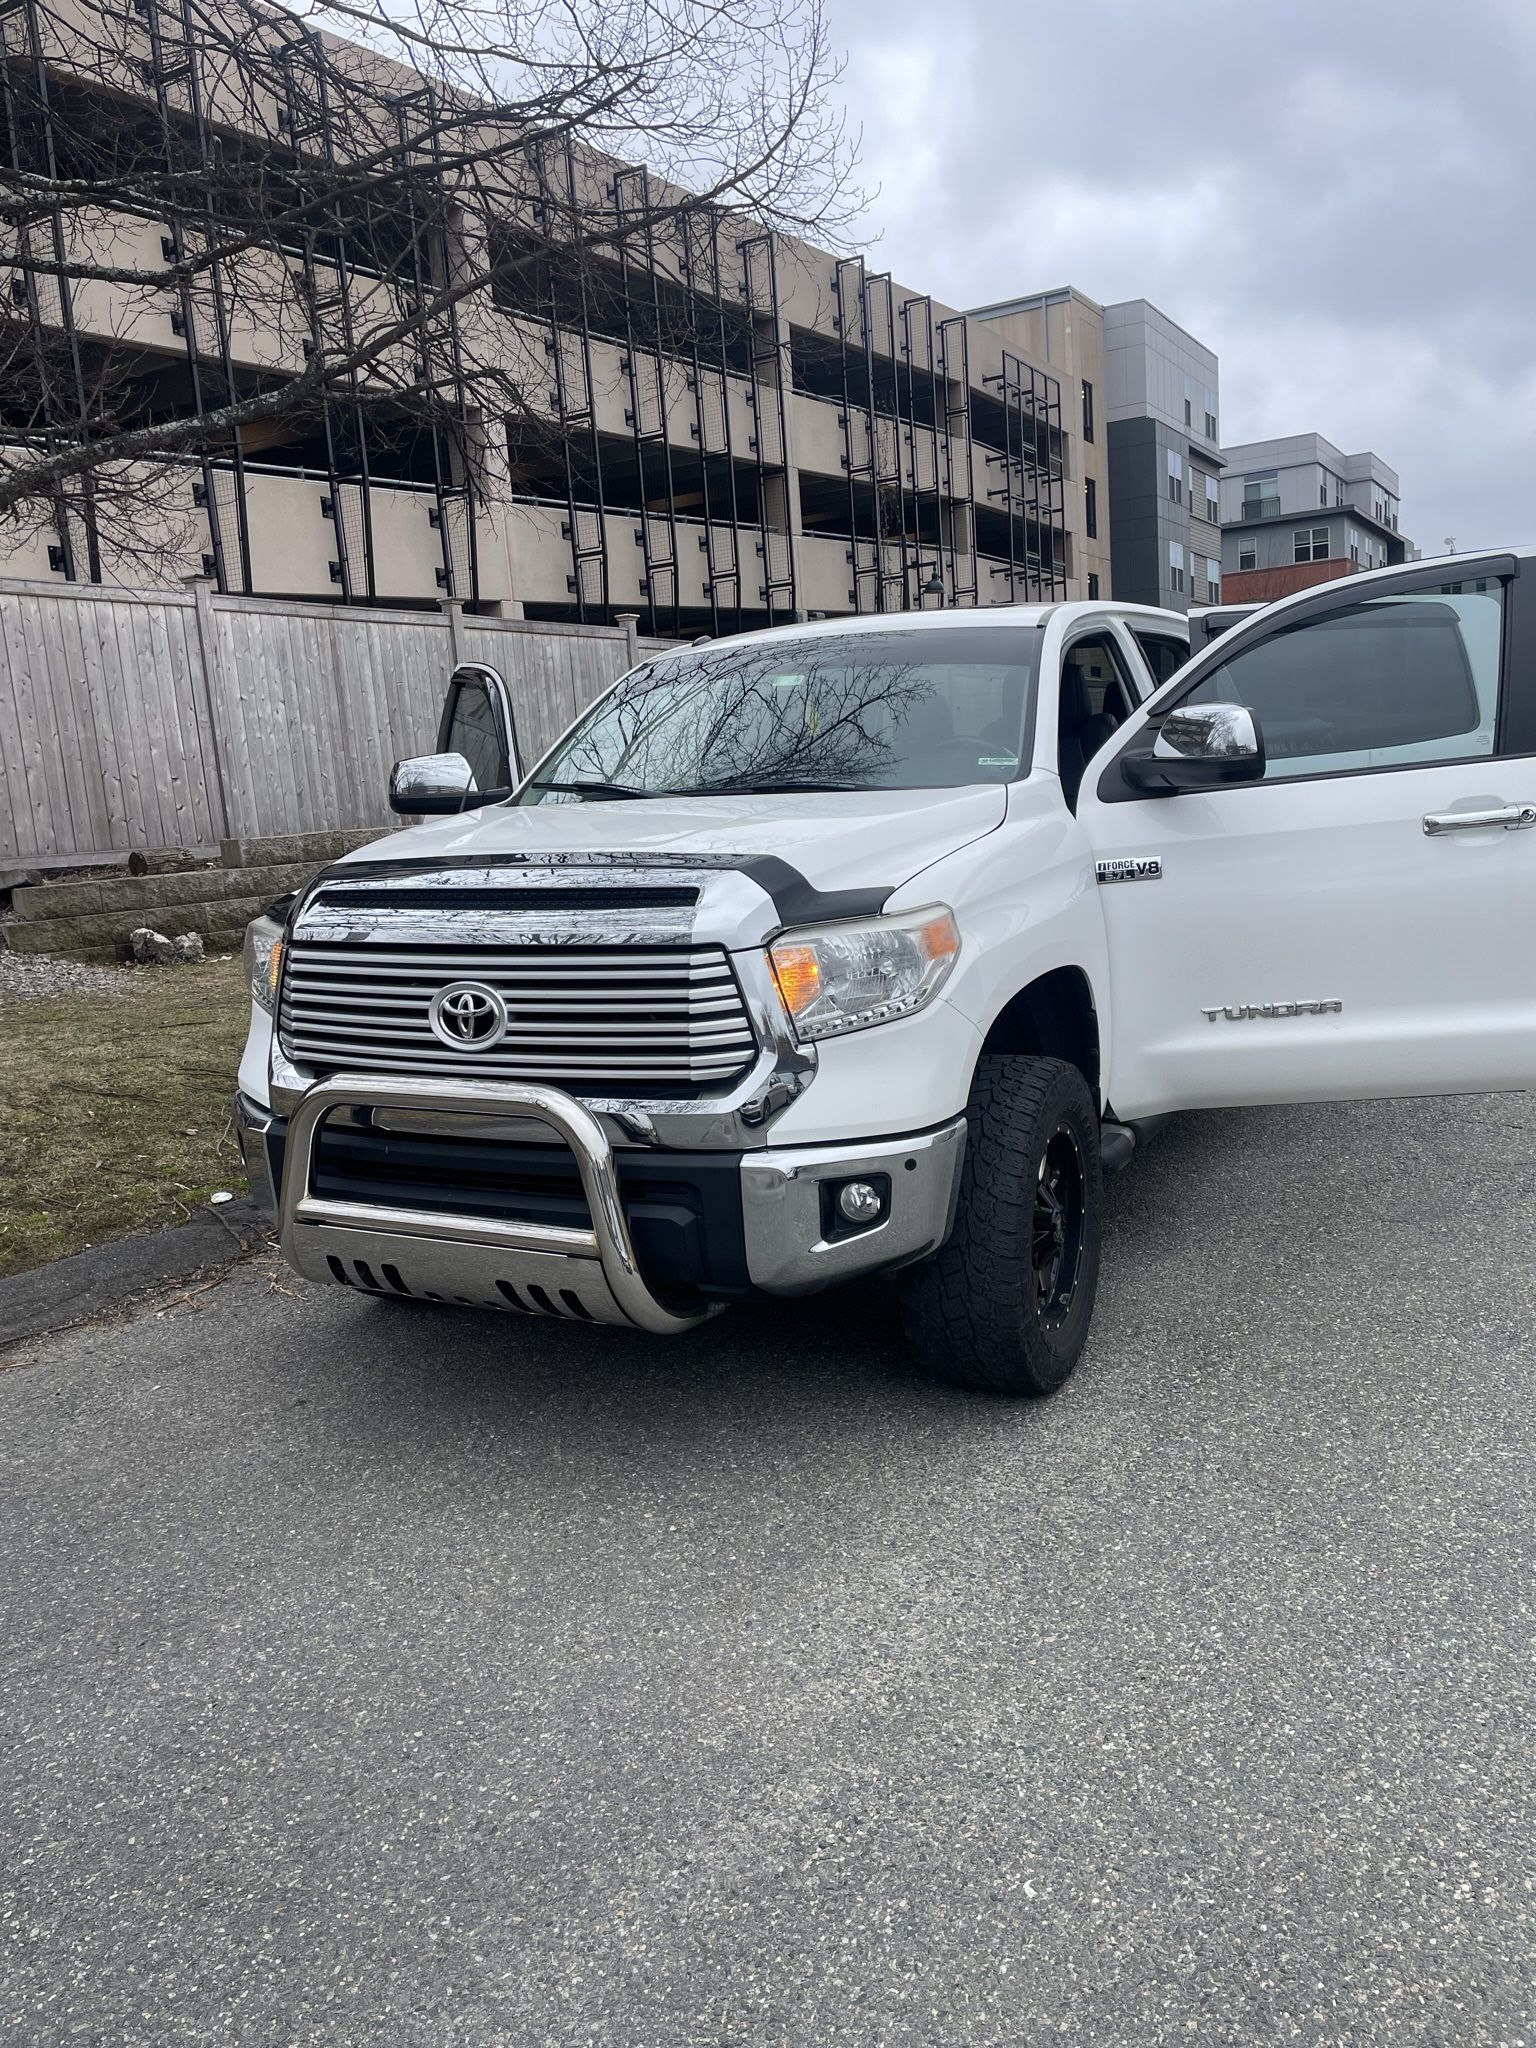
[978,965,1101,1103]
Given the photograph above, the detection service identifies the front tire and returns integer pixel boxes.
[898,1053,1102,1397]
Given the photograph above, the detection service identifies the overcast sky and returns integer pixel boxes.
[825,0,1536,553]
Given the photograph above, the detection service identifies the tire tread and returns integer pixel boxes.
[899,1053,1101,1397]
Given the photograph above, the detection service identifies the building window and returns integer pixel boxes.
[1294,526,1330,564]
[1169,540,1185,594]
[1203,388,1218,440]
[1082,380,1094,444]
[1243,470,1278,519]
[1320,484,1328,507]
[1087,572,1101,599]
[1084,476,1098,539]
[1239,539,1257,571]
[1207,558,1221,602]
[1167,449,1184,505]
[1349,527,1361,564]
[1184,374,1194,428]
[1205,479,1219,524]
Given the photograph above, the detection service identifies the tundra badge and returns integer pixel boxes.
[1201,1000,1344,1022]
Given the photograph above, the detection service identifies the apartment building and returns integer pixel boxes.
[1219,434,1412,602]
[1101,301,1222,614]
[1,0,1095,632]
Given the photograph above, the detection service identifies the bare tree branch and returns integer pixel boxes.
[0,0,860,578]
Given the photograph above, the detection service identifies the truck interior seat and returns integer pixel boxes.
[1058,665,1120,809]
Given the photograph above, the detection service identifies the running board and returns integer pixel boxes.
[1099,1121,1136,1176]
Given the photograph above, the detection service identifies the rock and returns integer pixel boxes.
[129,927,177,964]
[127,927,204,965]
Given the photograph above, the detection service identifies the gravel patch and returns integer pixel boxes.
[0,950,135,1003]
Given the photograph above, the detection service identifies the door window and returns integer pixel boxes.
[444,677,510,792]
[1176,579,1504,780]
[1130,631,1189,690]
[1063,636,1136,724]
[1059,634,1136,808]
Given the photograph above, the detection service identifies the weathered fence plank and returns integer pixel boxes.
[0,580,667,867]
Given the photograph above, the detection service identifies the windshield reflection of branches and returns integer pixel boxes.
[549,646,935,792]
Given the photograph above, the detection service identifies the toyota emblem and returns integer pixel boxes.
[428,980,509,1050]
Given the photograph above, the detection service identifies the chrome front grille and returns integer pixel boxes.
[278,942,759,1090]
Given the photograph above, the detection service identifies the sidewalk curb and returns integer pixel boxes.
[0,1200,272,1353]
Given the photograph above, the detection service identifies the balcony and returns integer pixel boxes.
[1241,495,1281,521]
[506,497,791,614]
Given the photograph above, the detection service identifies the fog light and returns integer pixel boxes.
[837,1180,884,1225]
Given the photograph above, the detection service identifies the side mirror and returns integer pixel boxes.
[389,751,477,815]
[1124,703,1265,793]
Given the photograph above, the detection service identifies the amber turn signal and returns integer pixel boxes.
[916,911,960,963]
[770,942,823,1018]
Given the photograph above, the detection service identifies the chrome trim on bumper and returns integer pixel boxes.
[234,1093,277,1218]
[277,1074,714,1336]
[739,1118,967,1295]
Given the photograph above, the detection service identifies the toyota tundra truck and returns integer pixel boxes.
[235,551,1531,1397]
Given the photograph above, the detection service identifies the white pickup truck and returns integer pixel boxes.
[235,550,1529,1396]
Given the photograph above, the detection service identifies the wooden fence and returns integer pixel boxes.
[0,578,666,869]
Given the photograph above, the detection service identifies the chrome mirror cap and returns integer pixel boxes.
[389,751,476,815]
[1153,703,1261,763]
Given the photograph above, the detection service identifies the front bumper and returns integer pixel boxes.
[237,1077,965,1332]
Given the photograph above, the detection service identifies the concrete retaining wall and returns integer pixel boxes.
[2,827,391,961]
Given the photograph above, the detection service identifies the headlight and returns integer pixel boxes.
[769,906,960,1042]
[243,914,285,1015]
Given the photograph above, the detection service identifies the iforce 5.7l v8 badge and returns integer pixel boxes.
[1095,856,1163,884]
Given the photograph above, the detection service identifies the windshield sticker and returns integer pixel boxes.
[978,756,1020,768]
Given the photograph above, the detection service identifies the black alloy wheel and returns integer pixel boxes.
[1033,1124,1086,1326]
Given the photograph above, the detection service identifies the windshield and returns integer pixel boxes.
[514,626,1042,803]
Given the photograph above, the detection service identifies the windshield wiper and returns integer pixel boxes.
[525,778,656,800]
[673,777,873,795]
[528,775,875,800]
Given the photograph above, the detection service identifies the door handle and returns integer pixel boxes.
[1422,804,1536,835]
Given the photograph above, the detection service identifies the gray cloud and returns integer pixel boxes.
[825,0,1536,552]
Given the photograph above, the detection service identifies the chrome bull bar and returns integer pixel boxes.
[278,1073,713,1336]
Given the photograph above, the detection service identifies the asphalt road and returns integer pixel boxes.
[4,1092,1536,2048]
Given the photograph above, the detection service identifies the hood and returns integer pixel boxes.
[336,785,1008,897]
